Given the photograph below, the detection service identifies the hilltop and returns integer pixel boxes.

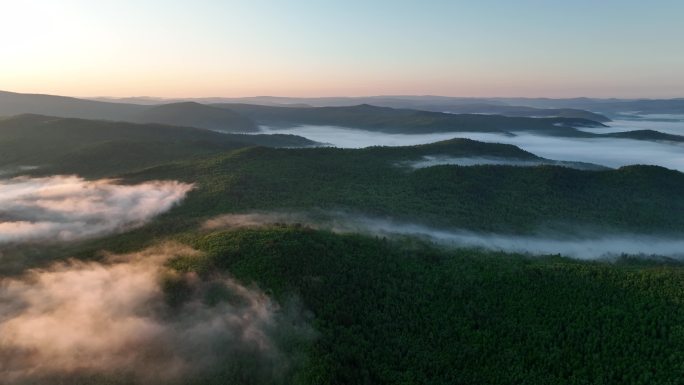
[134,101,258,132]
[123,142,684,234]
[0,114,315,177]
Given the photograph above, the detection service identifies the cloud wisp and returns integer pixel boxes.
[0,243,314,384]
[400,155,606,170]
[0,175,193,244]
[204,212,684,260]
[333,217,684,260]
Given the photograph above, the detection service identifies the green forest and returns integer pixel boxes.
[2,114,684,385]
[126,143,684,235]
[182,226,684,385]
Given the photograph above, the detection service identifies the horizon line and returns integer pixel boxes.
[3,89,684,101]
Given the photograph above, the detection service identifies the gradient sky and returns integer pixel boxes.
[1,0,683,98]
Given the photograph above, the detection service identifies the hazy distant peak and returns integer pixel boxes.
[136,102,258,133]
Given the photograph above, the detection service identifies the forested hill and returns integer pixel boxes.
[0,114,316,177]
[354,137,541,160]
[177,226,684,385]
[126,143,684,234]
[12,220,684,384]
[214,103,606,134]
[133,102,258,132]
[603,129,684,142]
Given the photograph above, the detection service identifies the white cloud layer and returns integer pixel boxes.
[260,120,684,171]
[0,176,193,243]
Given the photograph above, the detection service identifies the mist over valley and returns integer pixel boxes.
[2,102,683,384]
[258,119,684,171]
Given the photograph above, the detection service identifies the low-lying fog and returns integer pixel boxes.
[582,115,684,135]
[205,212,684,260]
[401,156,605,170]
[0,166,38,177]
[0,175,193,244]
[343,217,684,260]
[260,122,684,171]
[0,243,314,384]
[259,125,459,147]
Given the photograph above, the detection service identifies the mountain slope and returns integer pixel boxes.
[0,90,145,120]
[183,226,684,385]
[0,114,315,177]
[125,143,684,234]
[133,102,258,132]
[603,129,684,142]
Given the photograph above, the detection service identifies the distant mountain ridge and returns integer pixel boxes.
[214,103,606,135]
[135,102,257,132]
[428,104,611,122]
[0,90,257,133]
[3,90,682,142]
[92,94,684,117]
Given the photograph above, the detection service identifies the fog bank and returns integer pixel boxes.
[582,115,684,135]
[449,132,684,171]
[402,156,605,170]
[0,166,38,177]
[0,176,193,244]
[0,243,314,384]
[260,125,684,171]
[336,217,684,260]
[205,212,684,260]
[259,125,459,147]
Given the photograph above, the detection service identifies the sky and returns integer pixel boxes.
[0,0,683,98]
